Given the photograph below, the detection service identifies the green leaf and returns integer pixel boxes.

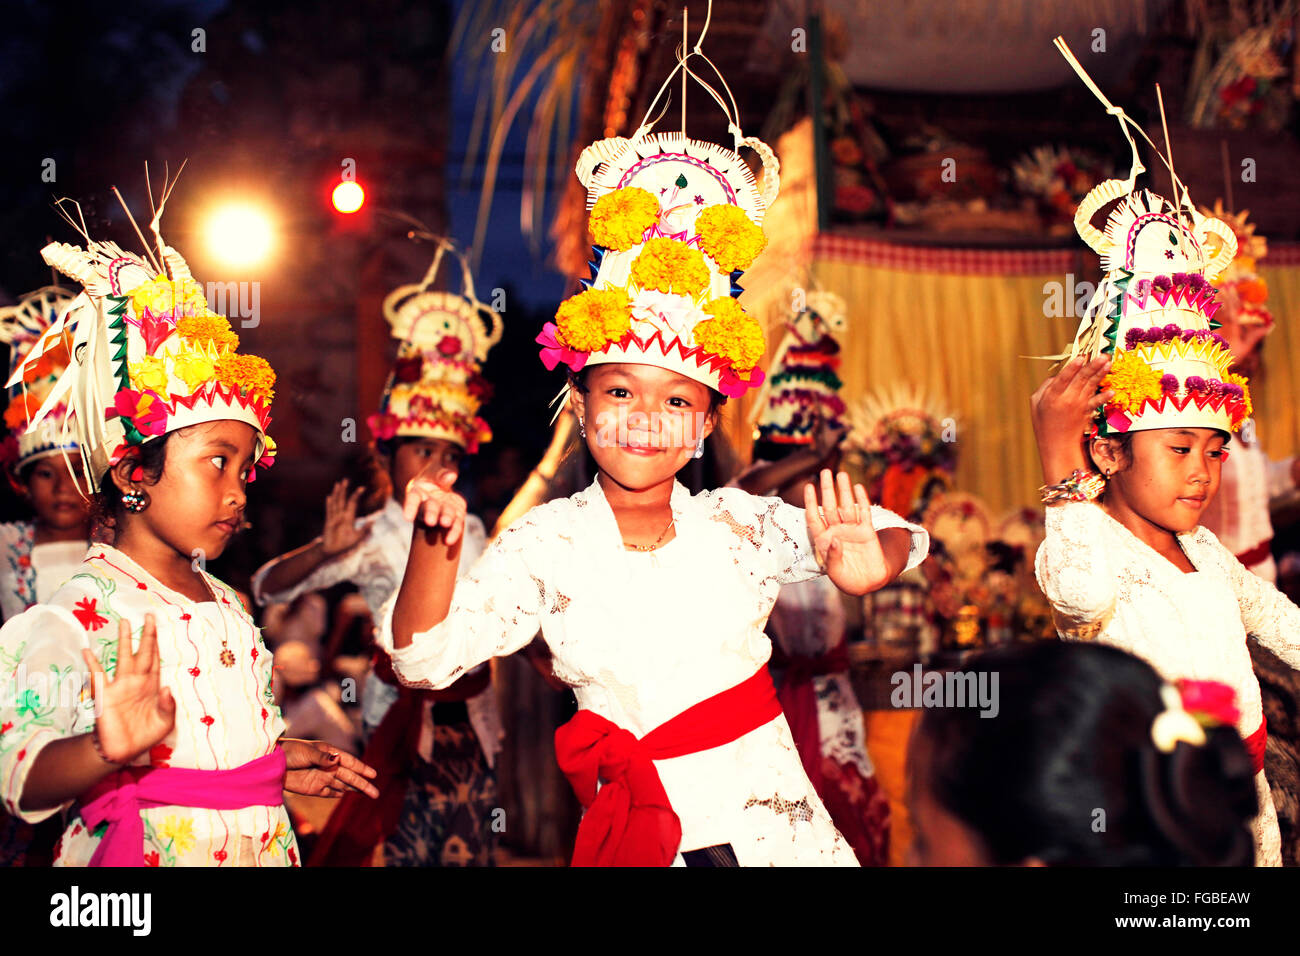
[675,174,688,189]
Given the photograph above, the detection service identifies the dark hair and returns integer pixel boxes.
[914,641,1257,866]
[90,432,175,531]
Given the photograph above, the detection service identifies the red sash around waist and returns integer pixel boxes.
[79,748,287,866]
[1235,539,1273,569]
[553,666,782,867]
[1244,721,1267,777]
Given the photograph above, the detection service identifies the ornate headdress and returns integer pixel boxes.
[0,287,79,472]
[368,239,501,453]
[537,32,779,399]
[8,193,276,494]
[845,383,955,522]
[754,289,848,445]
[1055,38,1248,437]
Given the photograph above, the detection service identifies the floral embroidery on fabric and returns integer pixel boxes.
[72,597,108,631]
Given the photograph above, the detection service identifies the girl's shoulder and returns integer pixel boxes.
[0,521,33,547]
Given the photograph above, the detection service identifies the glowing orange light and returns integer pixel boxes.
[332,180,365,214]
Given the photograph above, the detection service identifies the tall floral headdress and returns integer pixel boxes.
[1198,200,1272,334]
[7,189,276,494]
[753,289,848,445]
[369,238,502,454]
[0,286,79,472]
[1054,37,1247,437]
[537,26,779,400]
[845,383,955,522]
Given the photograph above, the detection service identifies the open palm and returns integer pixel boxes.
[804,469,892,595]
[83,615,176,765]
[321,480,369,556]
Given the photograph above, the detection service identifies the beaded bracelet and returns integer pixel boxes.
[1039,468,1106,504]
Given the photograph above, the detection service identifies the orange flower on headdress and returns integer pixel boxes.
[214,353,276,400]
[630,239,710,296]
[694,297,765,372]
[1102,350,1164,412]
[3,393,39,431]
[589,188,660,251]
[695,204,767,274]
[554,288,632,352]
[1225,372,1253,419]
[177,314,240,352]
[131,276,207,319]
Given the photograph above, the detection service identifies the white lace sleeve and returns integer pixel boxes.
[250,535,367,607]
[0,604,91,822]
[1201,528,1300,669]
[703,489,928,586]
[1034,501,1118,637]
[374,509,549,690]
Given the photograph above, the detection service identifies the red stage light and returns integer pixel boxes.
[332,180,365,214]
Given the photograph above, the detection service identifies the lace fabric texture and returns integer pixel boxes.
[0,545,297,866]
[1035,500,1300,866]
[378,477,928,865]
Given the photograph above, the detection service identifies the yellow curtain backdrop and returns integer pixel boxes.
[1256,255,1300,462]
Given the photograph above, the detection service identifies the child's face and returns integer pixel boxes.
[390,437,464,506]
[127,420,259,562]
[573,364,714,491]
[22,457,89,531]
[1102,428,1226,533]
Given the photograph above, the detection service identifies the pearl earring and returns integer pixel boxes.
[693,437,705,459]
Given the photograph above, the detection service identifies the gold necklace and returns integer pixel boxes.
[624,515,675,552]
[202,577,237,667]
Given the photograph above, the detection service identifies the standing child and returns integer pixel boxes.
[0,287,93,864]
[0,206,376,866]
[381,47,929,867]
[1032,44,1300,865]
[255,238,504,866]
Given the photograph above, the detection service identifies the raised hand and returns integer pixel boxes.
[83,616,176,765]
[281,739,379,799]
[1030,355,1112,484]
[321,480,368,557]
[804,469,893,595]
[402,466,467,546]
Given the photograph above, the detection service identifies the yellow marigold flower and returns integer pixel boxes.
[128,355,169,393]
[1226,372,1253,418]
[695,297,766,372]
[214,353,277,399]
[1102,350,1163,412]
[629,238,710,296]
[131,277,207,318]
[177,314,240,352]
[695,204,767,273]
[159,815,196,855]
[555,288,632,352]
[171,351,216,392]
[589,187,659,251]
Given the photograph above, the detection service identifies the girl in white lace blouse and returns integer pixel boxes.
[381,361,929,866]
[1031,356,1300,866]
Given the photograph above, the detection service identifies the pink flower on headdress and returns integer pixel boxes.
[717,364,766,398]
[536,322,589,372]
[1177,679,1240,728]
[367,412,400,440]
[109,389,168,436]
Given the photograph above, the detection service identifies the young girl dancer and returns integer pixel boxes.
[909,641,1256,866]
[0,287,93,865]
[0,207,375,866]
[255,239,505,866]
[1032,50,1300,864]
[379,59,930,866]
[0,287,92,624]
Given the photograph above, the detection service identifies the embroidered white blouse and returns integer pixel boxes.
[376,477,928,866]
[0,521,89,623]
[1034,500,1300,866]
[0,544,298,867]
[251,496,500,766]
